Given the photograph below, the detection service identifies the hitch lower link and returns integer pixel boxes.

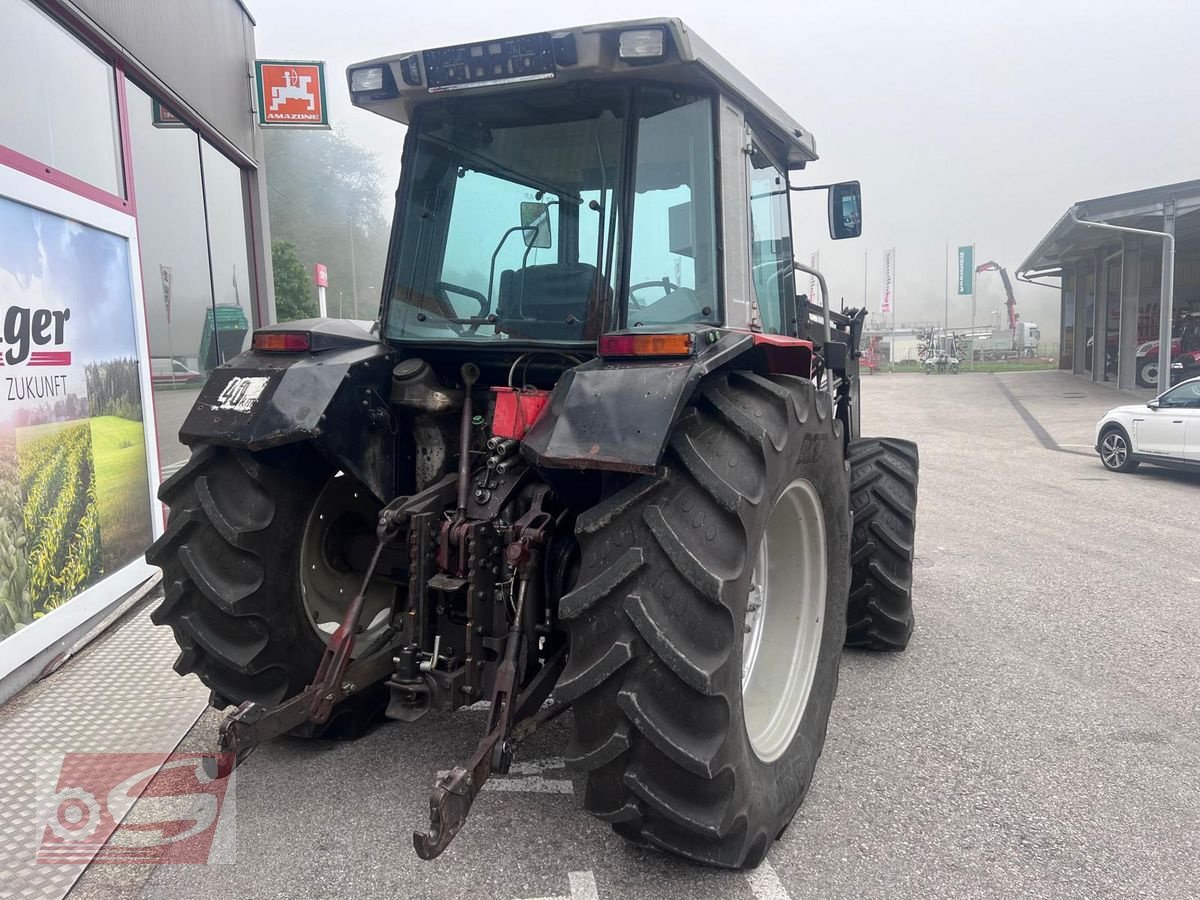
[213,497,415,771]
[412,489,564,860]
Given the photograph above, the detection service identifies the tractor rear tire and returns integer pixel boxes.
[559,372,849,869]
[146,444,388,738]
[845,438,919,651]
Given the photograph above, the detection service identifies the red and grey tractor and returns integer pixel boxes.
[147,19,919,868]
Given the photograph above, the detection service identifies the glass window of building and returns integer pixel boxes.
[1061,278,1074,370]
[0,0,124,196]
[200,141,254,364]
[125,82,215,476]
[747,142,794,334]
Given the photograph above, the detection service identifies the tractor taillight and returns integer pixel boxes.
[252,331,311,352]
[597,333,693,358]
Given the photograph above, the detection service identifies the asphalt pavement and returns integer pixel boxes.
[71,370,1200,900]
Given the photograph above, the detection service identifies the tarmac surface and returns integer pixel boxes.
[70,370,1200,900]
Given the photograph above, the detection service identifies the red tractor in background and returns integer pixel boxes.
[1136,311,1200,387]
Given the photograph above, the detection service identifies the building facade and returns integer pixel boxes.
[1019,181,1200,391]
[0,0,271,681]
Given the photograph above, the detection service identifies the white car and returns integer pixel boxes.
[1095,375,1200,473]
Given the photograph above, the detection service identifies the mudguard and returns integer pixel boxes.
[179,337,397,501]
[522,332,757,474]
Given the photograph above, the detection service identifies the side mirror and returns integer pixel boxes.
[1147,399,1160,409]
[520,202,552,249]
[828,181,862,240]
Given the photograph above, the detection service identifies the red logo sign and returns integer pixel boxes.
[257,61,327,127]
[314,263,328,287]
[38,752,235,865]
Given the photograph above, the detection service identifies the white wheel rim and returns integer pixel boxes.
[1101,432,1127,469]
[742,478,827,763]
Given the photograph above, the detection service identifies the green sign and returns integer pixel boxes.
[255,60,329,128]
[957,245,974,295]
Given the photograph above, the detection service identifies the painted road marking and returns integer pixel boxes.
[516,869,598,900]
[747,859,792,900]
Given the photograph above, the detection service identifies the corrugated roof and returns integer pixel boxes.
[1019,179,1200,274]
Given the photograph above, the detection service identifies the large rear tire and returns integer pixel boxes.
[559,372,849,869]
[146,444,389,738]
[845,438,919,651]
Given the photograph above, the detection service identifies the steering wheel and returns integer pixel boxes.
[435,280,489,334]
[628,278,679,310]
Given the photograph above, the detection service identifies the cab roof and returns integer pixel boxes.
[346,18,818,169]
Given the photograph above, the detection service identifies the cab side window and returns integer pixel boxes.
[747,143,794,334]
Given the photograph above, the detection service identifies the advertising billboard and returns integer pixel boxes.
[0,195,154,641]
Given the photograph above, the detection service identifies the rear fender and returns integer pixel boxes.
[179,342,397,501]
[522,332,795,474]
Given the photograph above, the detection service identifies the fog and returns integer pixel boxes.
[252,0,1197,339]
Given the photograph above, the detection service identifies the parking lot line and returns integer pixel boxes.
[746,859,791,900]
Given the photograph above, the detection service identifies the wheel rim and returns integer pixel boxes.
[1141,362,1158,384]
[299,473,393,649]
[1101,432,1128,469]
[742,478,827,763]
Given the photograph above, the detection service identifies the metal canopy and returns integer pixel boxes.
[1019,179,1200,274]
[347,18,819,169]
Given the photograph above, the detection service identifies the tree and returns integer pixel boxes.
[265,129,390,321]
[272,240,317,322]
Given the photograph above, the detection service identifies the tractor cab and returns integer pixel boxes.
[347,19,860,355]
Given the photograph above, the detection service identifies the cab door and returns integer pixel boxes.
[1134,383,1200,458]
[1174,382,1200,461]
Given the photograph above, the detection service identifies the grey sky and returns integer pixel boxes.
[251,0,1197,338]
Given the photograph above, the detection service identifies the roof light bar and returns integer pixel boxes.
[350,66,384,92]
[349,64,400,101]
[618,28,665,61]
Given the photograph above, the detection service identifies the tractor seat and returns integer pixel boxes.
[498,263,599,341]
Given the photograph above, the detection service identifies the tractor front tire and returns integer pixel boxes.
[146,444,387,738]
[1136,359,1157,389]
[845,438,919,651]
[560,372,849,869]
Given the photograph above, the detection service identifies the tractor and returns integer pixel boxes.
[147,19,919,870]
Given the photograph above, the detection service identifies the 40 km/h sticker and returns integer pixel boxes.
[213,376,271,413]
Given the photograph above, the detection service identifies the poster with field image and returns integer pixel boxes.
[0,195,153,640]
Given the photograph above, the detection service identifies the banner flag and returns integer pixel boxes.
[957,245,974,295]
[880,248,894,315]
[160,265,172,324]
